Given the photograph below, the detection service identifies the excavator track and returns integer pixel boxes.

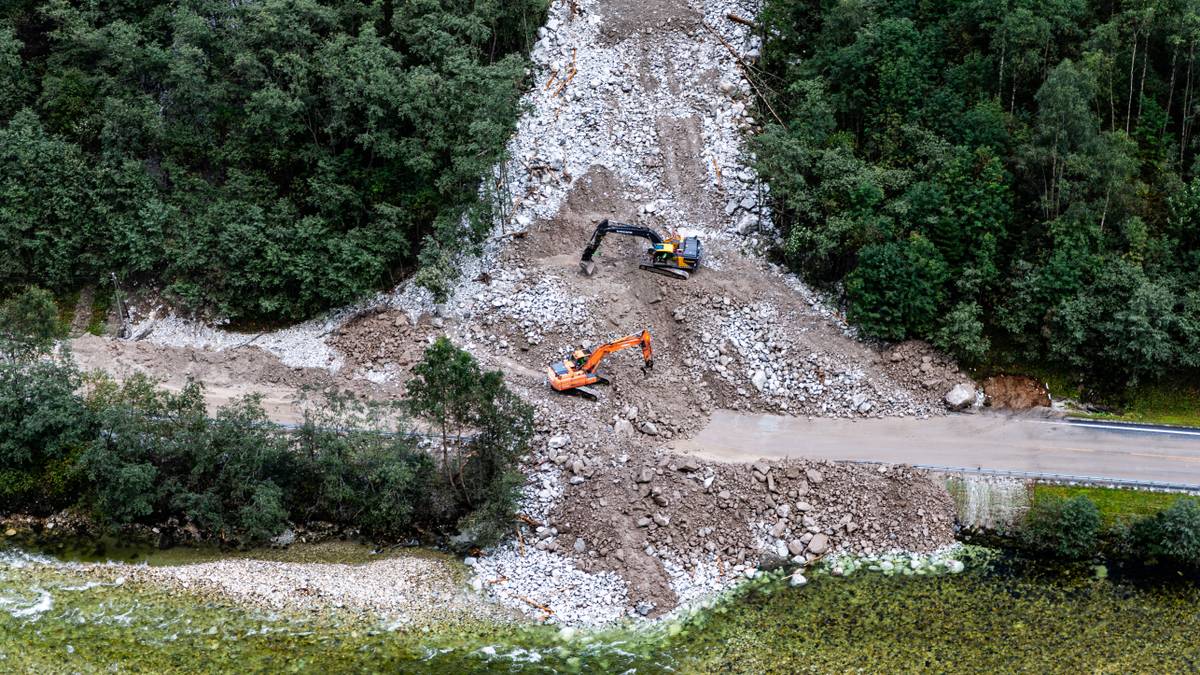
[639,263,690,280]
[570,386,601,401]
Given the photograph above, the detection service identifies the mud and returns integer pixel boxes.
[983,375,1052,409]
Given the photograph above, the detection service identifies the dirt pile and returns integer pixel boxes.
[983,375,1052,409]
[540,449,956,615]
[327,308,444,378]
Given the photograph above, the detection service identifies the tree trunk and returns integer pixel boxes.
[1163,44,1179,139]
[1099,188,1112,234]
[1182,42,1196,169]
[998,40,1007,99]
[1136,31,1150,130]
[1127,29,1139,134]
[1110,58,1118,132]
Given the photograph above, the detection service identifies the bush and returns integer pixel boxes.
[1130,498,1200,568]
[0,286,60,361]
[1021,494,1102,560]
[846,235,949,340]
[0,335,532,547]
[0,357,89,513]
[290,393,435,541]
[80,376,293,544]
[406,337,534,546]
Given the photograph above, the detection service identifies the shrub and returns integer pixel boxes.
[0,357,89,512]
[1021,494,1102,560]
[406,337,534,546]
[0,337,532,548]
[290,393,435,541]
[80,376,294,544]
[1130,498,1200,568]
[0,286,60,361]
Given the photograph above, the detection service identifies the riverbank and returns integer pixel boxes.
[4,543,1197,672]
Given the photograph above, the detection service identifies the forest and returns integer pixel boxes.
[756,0,1200,388]
[0,0,546,320]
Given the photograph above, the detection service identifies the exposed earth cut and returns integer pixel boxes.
[66,0,971,626]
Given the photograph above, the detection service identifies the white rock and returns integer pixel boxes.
[945,383,977,410]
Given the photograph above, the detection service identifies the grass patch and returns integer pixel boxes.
[87,286,113,336]
[53,290,78,335]
[1034,485,1184,526]
[1072,383,1200,428]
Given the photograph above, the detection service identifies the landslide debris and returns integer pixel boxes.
[72,0,972,627]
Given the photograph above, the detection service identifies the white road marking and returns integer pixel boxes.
[1033,420,1200,438]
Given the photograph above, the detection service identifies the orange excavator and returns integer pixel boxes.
[546,330,653,400]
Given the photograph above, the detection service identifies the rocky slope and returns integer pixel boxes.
[69,0,969,627]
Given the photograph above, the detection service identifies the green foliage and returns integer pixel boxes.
[846,235,948,340]
[1033,485,1181,526]
[1020,487,1200,571]
[0,0,545,319]
[1021,494,1102,560]
[933,301,990,363]
[0,357,88,512]
[1131,498,1200,567]
[291,393,434,541]
[757,0,1200,388]
[0,335,530,546]
[407,337,534,546]
[0,286,61,360]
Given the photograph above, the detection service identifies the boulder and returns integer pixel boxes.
[944,383,977,411]
[751,370,768,392]
[807,533,830,555]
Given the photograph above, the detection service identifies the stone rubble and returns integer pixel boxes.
[94,0,980,630]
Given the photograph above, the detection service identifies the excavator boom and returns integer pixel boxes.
[580,330,653,372]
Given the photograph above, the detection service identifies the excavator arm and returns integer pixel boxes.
[580,330,653,373]
[580,219,665,264]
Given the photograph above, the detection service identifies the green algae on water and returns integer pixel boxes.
[4,549,1200,673]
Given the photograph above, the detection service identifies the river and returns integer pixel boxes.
[2,543,1198,672]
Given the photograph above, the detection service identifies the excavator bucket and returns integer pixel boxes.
[580,259,596,276]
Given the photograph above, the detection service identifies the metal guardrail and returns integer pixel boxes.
[844,459,1200,493]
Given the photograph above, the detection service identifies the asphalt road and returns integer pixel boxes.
[674,411,1200,488]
